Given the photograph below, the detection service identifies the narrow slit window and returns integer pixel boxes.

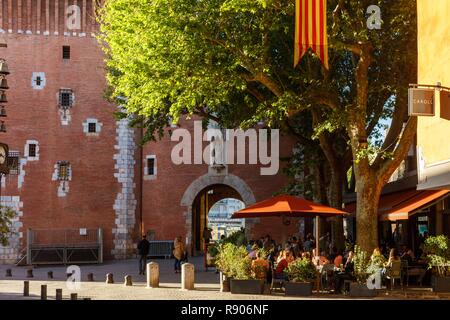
[147,158,155,175]
[88,123,97,133]
[28,144,37,157]
[63,46,71,59]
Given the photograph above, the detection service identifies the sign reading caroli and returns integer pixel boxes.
[408,88,435,116]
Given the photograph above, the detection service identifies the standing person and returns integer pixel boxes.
[173,236,185,273]
[303,233,314,252]
[137,235,150,275]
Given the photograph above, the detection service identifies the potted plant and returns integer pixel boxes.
[350,245,377,297]
[423,235,450,292]
[284,258,317,296]
[215,243,233,292]
[216,243,264,294]
[207,243,219,266]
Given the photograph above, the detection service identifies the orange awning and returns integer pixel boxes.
[344,189,450,221]
[231,195,347,219]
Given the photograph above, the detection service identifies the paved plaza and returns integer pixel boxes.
[0,257,449,300]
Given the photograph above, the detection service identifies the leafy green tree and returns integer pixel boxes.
[0,206,16,246]
[98,0,417,252]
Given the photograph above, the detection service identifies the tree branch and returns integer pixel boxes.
[376,116,417,184]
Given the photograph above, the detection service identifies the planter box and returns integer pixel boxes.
[431,276,450,293]
[285,282,313,296]
[349,282,377,298]
[230,279,264,295]
[220,273,231,293]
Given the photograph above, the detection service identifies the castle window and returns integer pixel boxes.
[31,72,46,90]
[144,155,157,180]
[147,158,155,175]
[57,161,70,181]
[59,89,73,109]
[88,122,97,133]
[7,151,20,175]
[63,46,71,59]
[28,144,37,157]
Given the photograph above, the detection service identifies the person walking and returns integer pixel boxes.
[137,235,150,275]
[173,236,186,273]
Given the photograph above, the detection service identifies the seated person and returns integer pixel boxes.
[274,249,294,279]
[328,247,338,262]
[248,244,259,260]
[318,251,330,266]
[285,249,295,264]
[334,251,343,269]
[382,248,401,279]
[384,248,401,267]
[401,248,415,265]
[334,251,355,294]
[252,251,270,280]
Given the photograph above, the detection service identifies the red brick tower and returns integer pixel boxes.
[0,0,296,263]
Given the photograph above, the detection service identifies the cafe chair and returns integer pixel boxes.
[386,260,403,290]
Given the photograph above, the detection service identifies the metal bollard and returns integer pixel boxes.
[87,273,94,282]
[146,262,159,288]
[56,289,63,300]
[181,263,195,290]
[124,275,132,286]
[41,284,47,300]
[70,293,78,300]
[105,273,114,284]
[23,281,29,296]
[5,268,12,277]
[47,271,53,279]
[27,269,33,278]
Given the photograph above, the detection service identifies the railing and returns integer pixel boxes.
[148,241,173,259]
[26,228,103,265]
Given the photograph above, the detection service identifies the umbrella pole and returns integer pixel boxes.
[315,215,320,293]
[315,215,320,256]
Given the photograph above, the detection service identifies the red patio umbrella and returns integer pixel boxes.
[231,195,346,219]
[231,195,347,256]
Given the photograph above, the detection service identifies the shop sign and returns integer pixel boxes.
[408,88,435,116]
[441,90,450,120]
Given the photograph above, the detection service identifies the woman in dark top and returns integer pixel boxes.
[334,251,355,294]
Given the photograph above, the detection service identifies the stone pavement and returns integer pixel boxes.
[0,257,448,300]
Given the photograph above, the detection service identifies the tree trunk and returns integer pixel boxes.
[328,168,345,251]
[355,172,382,253]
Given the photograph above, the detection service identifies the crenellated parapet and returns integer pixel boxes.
[0,0,101,37]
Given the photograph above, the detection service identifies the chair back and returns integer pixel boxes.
[390,260,402,277]
[322,263,335,273]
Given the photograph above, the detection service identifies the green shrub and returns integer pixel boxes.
[208,244,219,257]
[284,258,317,283]
[0,206,17,246]
[423,235,450,277]
[353,245,371,284]
[215,243,253,280]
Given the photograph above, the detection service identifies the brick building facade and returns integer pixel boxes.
[0,0,296,263]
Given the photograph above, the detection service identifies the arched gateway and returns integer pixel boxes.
[180,174,257,255]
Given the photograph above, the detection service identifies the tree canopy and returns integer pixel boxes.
[99,0,418,251]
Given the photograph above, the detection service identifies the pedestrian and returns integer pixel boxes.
[137,234,150,275]
[173,236,186,273]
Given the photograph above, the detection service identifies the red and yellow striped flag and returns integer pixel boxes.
[294,0,329,69]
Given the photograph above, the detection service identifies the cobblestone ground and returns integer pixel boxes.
[0,257,449,300]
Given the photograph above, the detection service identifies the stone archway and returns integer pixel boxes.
[180,174,258,254]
